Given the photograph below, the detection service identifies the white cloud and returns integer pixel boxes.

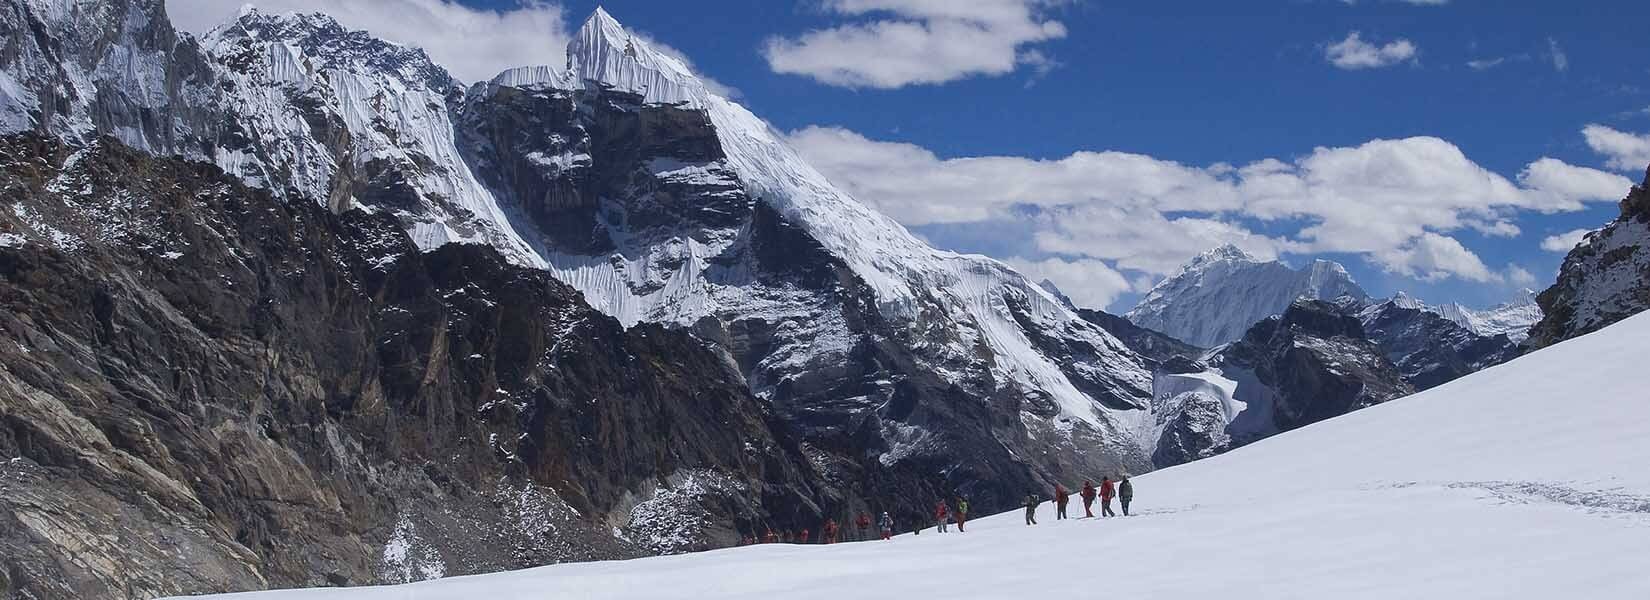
[1324,32,1417,70]
[1466,57,1505,70]
[164,0,569,84]
[1582,124,1650,173]
[1540,229,1593,253]
[762,0,1067,89]
[1546,37,1569,73]
[788,126,1628,284]
[1375,233,1495,282]
[1518,157,1636,211]
[1506,265,1538,288]
[1005,257,1133,310]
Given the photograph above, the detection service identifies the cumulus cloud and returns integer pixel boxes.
[1582,124,1650,173]
[164,0,570,83]
[1324,32,1417,70]
[1005,257,1133,310]
[1374,233,1495,282]
[762,0,1067,88]
[1540,229,1593,253]
[788,126,1628,285]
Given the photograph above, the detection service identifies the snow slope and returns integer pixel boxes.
[176,311,1650,599]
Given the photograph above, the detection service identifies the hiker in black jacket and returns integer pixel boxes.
[1119,475,1135,516]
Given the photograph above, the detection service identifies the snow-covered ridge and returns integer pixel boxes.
[1366,289,1541,343]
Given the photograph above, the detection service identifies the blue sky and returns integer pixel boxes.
[173,0,1650,311]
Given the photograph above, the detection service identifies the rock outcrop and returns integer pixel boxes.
[1526,166,1650,349]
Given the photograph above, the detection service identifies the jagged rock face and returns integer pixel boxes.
[1217,300,1415,433]
[0,135,837,599]
[0,0,219,154]
[1355,299,1519,390]
[1526,167,1650,350]
[1127,245,1368,348]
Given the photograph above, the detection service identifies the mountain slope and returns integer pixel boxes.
[0,133,841,598]
[1526,166,1650,349]
[173,307,1650,600]
[1126,245,1367,347]
[453,8,1163,500]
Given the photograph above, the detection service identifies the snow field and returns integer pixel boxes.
[177,310,1650,600]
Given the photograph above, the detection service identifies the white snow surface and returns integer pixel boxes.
[1127,244,1368,347]
[174,310,1650,600]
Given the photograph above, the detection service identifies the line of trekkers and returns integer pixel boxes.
[736,495,969,546]
[1026,475,1133,525]
[736,474,1136,546]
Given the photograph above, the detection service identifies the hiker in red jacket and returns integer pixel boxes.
[799,528,811,543]
[1099,476,1117,517]
[856,512,872,541]
[935,501,950,532]
[1081,481,1097,518]
[823,518,839,544]
[1054,483,1071,520]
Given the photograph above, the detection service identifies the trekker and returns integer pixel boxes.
[799,528,810,544]
[1100,476,1117,517]
[936,501,950,532]
[763,528,777,544]
[1024,493,1039,525]
[823,518,839,544]
[878,512,895,540]
[1081,480,1097,518]
[1119,475,1134,516]
[956,497,969,532]
[856,512,872,541]
[1054,483,1071,520]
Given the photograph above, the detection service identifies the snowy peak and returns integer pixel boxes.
[1126,249,1367,347]
[566,7,704,105]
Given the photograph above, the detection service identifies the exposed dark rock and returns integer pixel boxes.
[1216,300,1415,433]
[1076,308,1203,367]
[1356,301,1519,390]
[0,134,838,599]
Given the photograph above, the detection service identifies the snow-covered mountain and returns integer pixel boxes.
[0,2,1227,592]
[1125,245,1368,347]
[169,308,1650,600]
[1527,166,1650,349]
